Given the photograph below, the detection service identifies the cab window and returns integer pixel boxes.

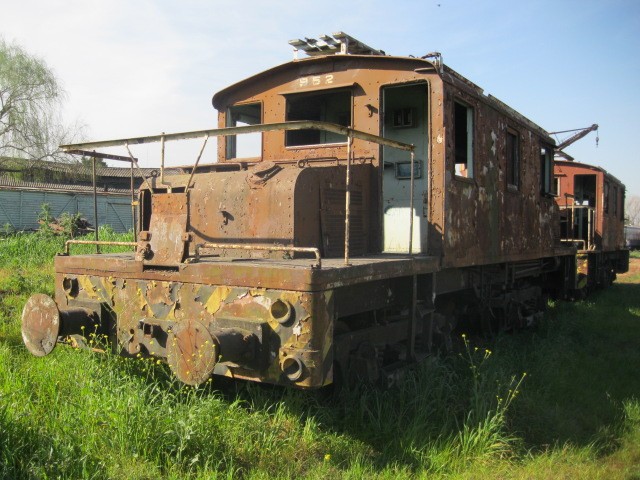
[285,89,351,146]
[226,103,262,159]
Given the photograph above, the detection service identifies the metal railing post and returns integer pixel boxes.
[408,150,415,255]
[92,156,100,253]
[185,134,210,192]
[130,158,137,242]
[587,208,595,250]
[160,133,171,191]
[344,132,353,265]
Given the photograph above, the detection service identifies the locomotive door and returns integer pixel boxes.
[381,83,428,253]
[574,174,597,247]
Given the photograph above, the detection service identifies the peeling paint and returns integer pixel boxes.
[204,286,232,314]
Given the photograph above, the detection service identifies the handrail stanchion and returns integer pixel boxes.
[186,134,210,193]
[130,156,136,242]
[92,155,100,253]
[408,150,415,255]
[160,133,170,191]
[344,131,353,266]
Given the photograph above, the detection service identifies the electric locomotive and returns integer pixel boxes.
[21,33,627,387]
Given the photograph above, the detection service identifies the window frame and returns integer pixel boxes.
[540,144,554,196]
[453,99,474,179]
[284,87,353,148]
[506,128,520,190]
[225,101,263,160]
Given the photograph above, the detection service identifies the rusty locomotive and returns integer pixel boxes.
[21,33,629,388]
[554,160,628,289]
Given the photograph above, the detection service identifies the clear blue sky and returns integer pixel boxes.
[4,0,640,195]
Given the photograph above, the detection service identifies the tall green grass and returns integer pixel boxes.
[1,233,639,479]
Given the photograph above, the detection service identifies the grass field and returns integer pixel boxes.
[1,232,639,479]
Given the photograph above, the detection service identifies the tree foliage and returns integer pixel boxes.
[0,37,81,166]
[625,195,640,226]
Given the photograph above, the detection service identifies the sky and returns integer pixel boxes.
[3,0,640,195]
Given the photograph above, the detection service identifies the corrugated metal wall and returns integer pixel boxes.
[0,189,134,232]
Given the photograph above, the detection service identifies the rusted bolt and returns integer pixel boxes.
[136,243,152,260]
[270,299,293,325]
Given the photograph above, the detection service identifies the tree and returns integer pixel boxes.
[81,156,108,168]
[0,37,81,169]
[625,195,640,226]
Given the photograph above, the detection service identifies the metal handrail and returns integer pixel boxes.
[60,121,414,153]
[560,238,587,251]
[60,121,416,266]
[194,242,321,268]
[63,240,137,255]
[558,204,596,250]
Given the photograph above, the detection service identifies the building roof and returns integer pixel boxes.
[0,175,132,195]
[0,156,184,179]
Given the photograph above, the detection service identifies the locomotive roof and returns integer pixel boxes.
[212,54,439,108]
[555,159,624,187]
[212,53,554,143]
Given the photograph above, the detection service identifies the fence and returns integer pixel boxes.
[0,184,133,233]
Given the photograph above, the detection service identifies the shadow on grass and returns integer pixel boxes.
[225,278,640,471]
[503,280,640,452]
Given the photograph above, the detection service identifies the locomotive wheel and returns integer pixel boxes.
[167,319,218,386]
[21,294,60,357]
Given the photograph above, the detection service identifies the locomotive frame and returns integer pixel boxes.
[21,33,629,388]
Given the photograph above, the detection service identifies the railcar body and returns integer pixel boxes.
[554,160,629,288]
[21,34,618,388]
[626,225,640,250]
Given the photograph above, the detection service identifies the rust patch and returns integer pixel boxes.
[167,319,217,385]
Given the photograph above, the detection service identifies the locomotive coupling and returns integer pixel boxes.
[21,294,100,357]
[133,317,260,386]
[165,320,259,386]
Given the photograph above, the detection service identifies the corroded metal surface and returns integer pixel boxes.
[143,192,188,266]
[167,319,217,385]
[55,254,440,291]
[22,294,60,357]
[52,263,336,387]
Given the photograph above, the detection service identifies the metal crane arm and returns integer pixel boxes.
[553,124,599,151]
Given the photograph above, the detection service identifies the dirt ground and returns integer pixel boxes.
[620,256,640,277]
